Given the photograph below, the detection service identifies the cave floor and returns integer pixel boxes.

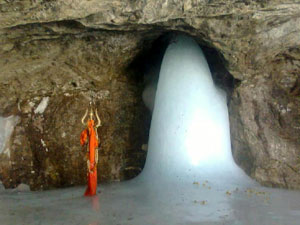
[1,176,300,225]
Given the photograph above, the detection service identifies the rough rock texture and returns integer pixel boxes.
[230,49,300,189]
[0,0,300,189]
[0,26,153,190]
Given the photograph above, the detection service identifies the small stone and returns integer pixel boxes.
[0,181,4,191]
[200,200,207,205]
[15,183,30,192]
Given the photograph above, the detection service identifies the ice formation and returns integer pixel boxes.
[142,81,157,112]
[140,35,240,184]
[142,67,159,112]
[0,115,20,156]
[34,97,49,114]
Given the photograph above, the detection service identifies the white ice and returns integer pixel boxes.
[34,97,49,114]
[1,35,300,225]
[0,115,20,157]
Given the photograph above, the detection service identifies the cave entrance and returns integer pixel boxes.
[128,32,239,179]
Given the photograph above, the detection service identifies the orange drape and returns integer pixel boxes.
[80,119,99,196]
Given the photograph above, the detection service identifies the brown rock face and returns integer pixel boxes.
[230,48,300,189]
[0,27,153,190]
[0,0,300,189]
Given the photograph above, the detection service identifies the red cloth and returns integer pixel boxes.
[80,119,99,196]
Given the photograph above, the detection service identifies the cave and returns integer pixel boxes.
[126,31,239,176]
[1,1,300,224]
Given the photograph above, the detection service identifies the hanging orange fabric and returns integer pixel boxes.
[80,119,99,196]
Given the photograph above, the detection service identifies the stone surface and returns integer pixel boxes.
[0,26,153,190]
[0,0,300,189]
[230,49,300,189]
[14,183,30,192]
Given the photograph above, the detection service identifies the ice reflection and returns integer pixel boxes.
[85,195,100,212]
[87,222,98,225]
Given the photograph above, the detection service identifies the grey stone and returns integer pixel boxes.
[15,183,30,192]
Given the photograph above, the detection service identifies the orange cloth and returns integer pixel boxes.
[80,119,99,196]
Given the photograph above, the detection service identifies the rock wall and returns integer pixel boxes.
[230,48,300,189]
[0,0,300,189]
[0,25,153,190]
